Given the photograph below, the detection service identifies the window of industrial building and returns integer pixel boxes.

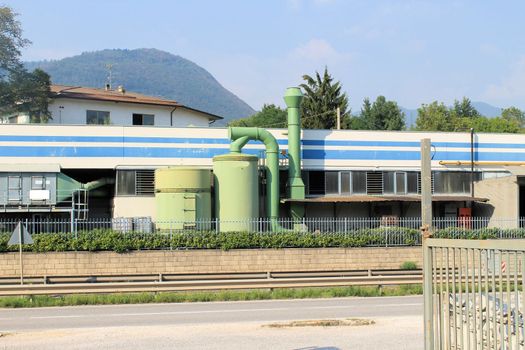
[325,172,339,195]
[395,172,407,194]
[433,171,478,194]
[86,110,110,125]
[116,170,154,196]
[8,176,21,202]
[383,172,394,194]
[340,172,350,194]
[351,171,367,194]
[132,113,154,126]
[31,176,45,190]
[407,172,418,194]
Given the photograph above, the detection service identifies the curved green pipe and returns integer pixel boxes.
[229,127,280,227]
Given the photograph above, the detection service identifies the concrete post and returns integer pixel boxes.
[421,138,433,349]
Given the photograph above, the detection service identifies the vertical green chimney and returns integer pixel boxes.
[284,87,305,219]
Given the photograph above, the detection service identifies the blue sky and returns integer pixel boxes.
[5,0,525,111]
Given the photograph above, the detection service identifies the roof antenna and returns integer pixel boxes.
[105,63,113,90]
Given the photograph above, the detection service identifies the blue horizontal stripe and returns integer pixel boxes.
[1,134,525,150]
[0,146,524,162]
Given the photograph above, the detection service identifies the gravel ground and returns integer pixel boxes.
[0,315,422,350]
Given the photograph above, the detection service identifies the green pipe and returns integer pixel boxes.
[229,127,280,226]
[283,87,305,219]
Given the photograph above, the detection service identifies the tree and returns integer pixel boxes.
[470,116,520,133]
[0,6,51,122]
[0,6,30,74]
[415,101,453,131]
[451,97,480,119]
[300,67,350,129]
[358,96,405,130]
[228,104,287,128]
[501,106,525,127]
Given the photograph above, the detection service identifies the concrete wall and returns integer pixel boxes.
[112,197,156,220]
[0,247,422,277]
[48,99,210,127]
[474,175,519,228]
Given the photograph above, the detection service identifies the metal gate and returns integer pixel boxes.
[424,239,525,349]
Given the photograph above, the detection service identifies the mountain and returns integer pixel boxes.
[25,48,255,124]
[401,102,503,127]
[471,101,502,118]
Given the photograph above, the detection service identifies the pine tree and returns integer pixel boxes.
[300,67,350,129]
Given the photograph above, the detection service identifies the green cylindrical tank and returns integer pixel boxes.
[155,167,212,230]
[213,153,259,232]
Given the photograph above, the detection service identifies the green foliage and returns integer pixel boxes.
[353,96,406,130]
[25,48,255,123]
[1,68,52,121]
[415,98,522,133]
[228,104,287,128]
[0,6,30,74]
[400,261,418,270]
[300,67,350,129]
[451,97,480,119]
[415,101,452,131]
[0,284,423,308]
[0,227,420,253]
[501,106,525,127]
[1,226,522,254]
[0,6,51,121]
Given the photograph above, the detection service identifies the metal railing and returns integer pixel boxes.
[1,217,525,250]
[424,238,525,349]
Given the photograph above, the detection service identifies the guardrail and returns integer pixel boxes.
[0,269,423,296]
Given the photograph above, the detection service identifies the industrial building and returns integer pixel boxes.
[0,87,523,228]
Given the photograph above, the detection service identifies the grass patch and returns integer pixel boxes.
[0,284,422,308]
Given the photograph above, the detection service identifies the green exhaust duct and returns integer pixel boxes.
[284,87,305,219]
[229,127,280,225]
[56,173,113,202]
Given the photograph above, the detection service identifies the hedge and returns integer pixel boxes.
[0,227,420,253]
[0,227,522,253]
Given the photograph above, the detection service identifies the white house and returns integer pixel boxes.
[4,84,223,127]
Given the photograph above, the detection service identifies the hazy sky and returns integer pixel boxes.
[5,0,525,111]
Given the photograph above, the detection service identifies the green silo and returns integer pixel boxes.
[213,153,259,232]
[155,167,212,230]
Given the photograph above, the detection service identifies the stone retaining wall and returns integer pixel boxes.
[0,247,422,277]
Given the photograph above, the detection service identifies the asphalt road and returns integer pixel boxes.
[0,295,422,332]
[0,296,424,349]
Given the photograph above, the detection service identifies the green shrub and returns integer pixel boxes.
[0,225,519,254]
[400,261,418,270]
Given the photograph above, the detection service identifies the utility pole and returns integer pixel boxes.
[336,107,341,130]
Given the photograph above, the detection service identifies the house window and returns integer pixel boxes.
[132,114,154,126]
[8,176,21,202]
[86,110,110,125]
[116,170,154,196]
